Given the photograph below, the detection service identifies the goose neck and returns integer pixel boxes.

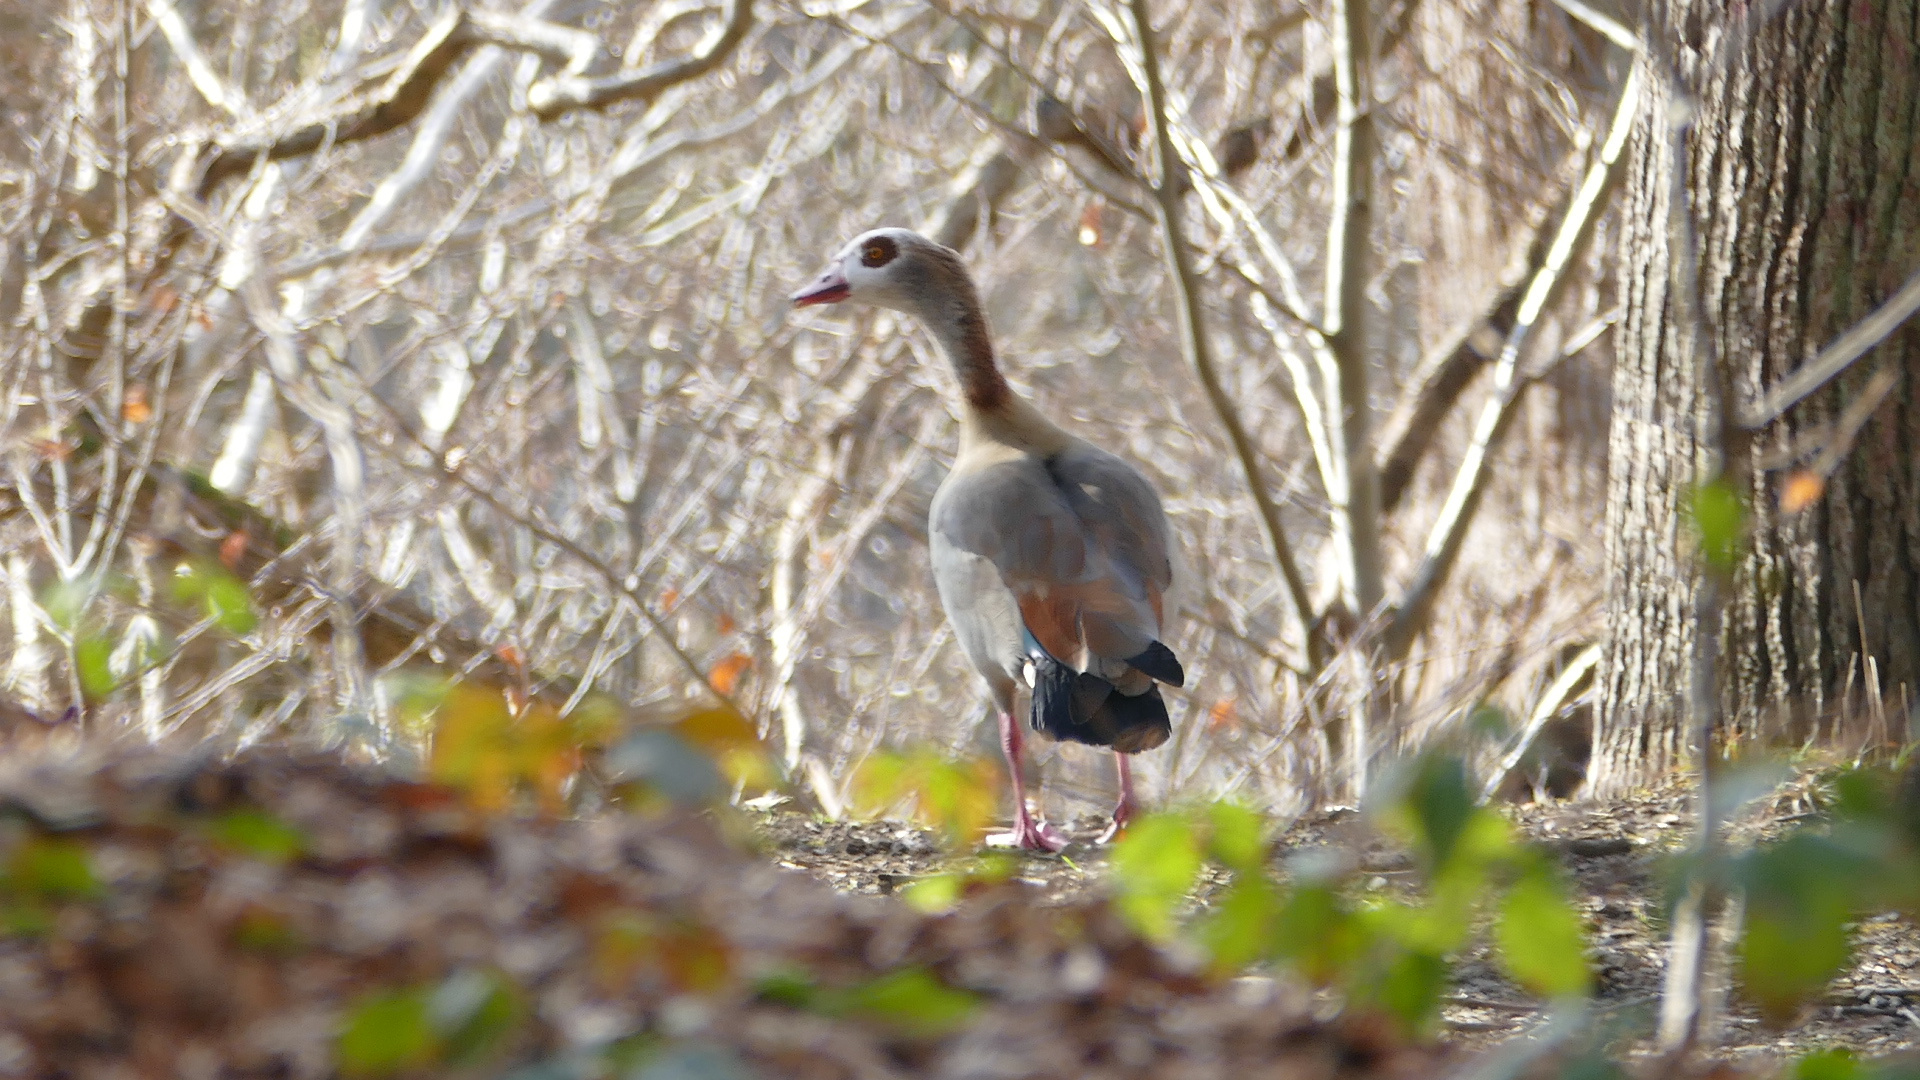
[917,291,1010,413]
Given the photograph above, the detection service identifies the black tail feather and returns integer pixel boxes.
[1029,654,1110,740]
[1029,655,1171,754]
[1126,641,1185,688]
[1098,685,1172,753]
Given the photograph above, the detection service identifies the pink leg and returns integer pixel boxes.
[985,710,1068,853]
[1098,751,1136,844]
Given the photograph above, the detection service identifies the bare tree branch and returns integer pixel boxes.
[1122,0,1317,647]
[1375,146,1593,515]
[1739,265,1920,429]
[528,0,752,117]
[1384,65,1640,658]
[1545,0,1640,52]
[200,7,473,193]
[198,0,754,195]
[1324,0,1385,622]
[145,0,245,116]
[925,140,1027,251]
[1479,643,1601,800]
[1375,290,1519,513]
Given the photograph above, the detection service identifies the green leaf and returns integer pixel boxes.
[1205,802,1267,873]
[39,578,90,632]
[1271,884,1362,986]
[211,809,308,865]
[852,749,997,849]
[1737,834,1871,1021]
[1367,947,1449,1035]
[1796,1050,1866,1080]
[6,836,101,901]
[338,990,436,1075]
[752,968,818,1008]
[823,968,980,1036]
[430,969,520,1066]
[1689,477,1747,573]
[1109,811,1204,939]
[1401,754,1476,870]
[0,900,52,937]
[75,634,117,702]
[901,873,963,914]
[170,561,257,636]
[1197,874,1281,973]
[203,572,257,634]
[1496,865,1592,998]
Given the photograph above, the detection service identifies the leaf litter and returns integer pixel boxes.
[0,744,1440,1079]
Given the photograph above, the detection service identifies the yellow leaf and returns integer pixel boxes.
[854,749,999,848]
[1207,696,1239,733]
[708,652,752,695]
[1781,469,1825,514]
[428,685,590,814]
[122,386,152,424]
[672,707,776,793]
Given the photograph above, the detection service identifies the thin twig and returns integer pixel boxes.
[1384,64,1640,659]
[1544,0,1640,52]
[1480,643,1602,801]
[1739,266,1920,429]
[528,0,753,116]
[1122,0,1318,648]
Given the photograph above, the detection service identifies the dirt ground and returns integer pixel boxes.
[748,781,1920,1069]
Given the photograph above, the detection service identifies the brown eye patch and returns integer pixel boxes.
[859,235,898,268]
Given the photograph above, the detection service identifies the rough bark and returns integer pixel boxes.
[1593,0,1920,795]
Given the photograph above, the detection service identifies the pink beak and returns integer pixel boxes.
[791,262,850,307]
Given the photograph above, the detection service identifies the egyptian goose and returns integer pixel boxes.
[791,228,1185,851]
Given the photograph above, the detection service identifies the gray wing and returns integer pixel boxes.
[929,443,1172,683]
[1044,442,1174,609]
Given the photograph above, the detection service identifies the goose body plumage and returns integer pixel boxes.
[792,227,1184,850]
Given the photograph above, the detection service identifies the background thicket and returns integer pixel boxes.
[0,0,1630,821]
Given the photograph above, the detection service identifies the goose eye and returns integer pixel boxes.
[859,237,897,268]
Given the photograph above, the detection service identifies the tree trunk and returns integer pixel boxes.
[1593,0,1920,796]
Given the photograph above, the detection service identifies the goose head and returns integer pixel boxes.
[790,227,959,314]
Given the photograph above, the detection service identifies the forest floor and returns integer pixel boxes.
[750,780,1920,1069]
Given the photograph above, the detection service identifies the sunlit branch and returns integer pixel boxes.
[1385,65,1640,659]
[528,0,752,117]
[145,0,246,116]
[1739,265,1920,429]
[1120,0,1317,650]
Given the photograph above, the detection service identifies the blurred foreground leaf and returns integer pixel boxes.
[338,971,522,1076]
[338,991,436,1075]
[427,684,590,813]
[1387,754,1476,870]
[1689,477,1748,573]
[5,836,101,901]
[820,967,980,1037]
[430,969,522,1065]
[74,634,116,702]
[1496,863,1592,998]
[210,809,308,864]
[1110,811,1205,940]
[855,749,998,849]
[606,729,727,807]
[1737,832,1873,1021]
[669,707,778,793]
